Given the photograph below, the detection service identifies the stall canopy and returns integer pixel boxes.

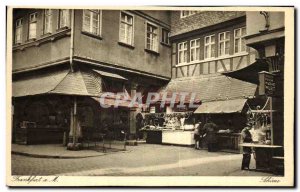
[194,98,247,114]
[222,59,269,84]
[159,74,257,103]
[91,94,139,108]
[12,68,128,97]
[92,69,128,81]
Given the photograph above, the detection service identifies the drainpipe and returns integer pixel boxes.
[70,9,75,72]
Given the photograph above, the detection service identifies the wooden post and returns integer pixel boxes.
[270,96,274,145]
[73,96,77,144]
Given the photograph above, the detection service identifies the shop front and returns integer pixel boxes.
[12,67,132,149]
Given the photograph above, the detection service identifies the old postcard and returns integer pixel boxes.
[6,6,294,187]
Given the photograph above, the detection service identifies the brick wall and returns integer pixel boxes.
[170,11,245,36]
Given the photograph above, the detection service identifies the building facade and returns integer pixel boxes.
[11,9,285,153]
[12,9,171,147]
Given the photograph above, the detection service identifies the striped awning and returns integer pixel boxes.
[194,99,247,114]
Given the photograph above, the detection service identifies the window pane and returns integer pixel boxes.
[191,49,195,61]
[241,39,246,52]
[219,43,224,56]
[234,39,239,53]
[211,44,215,57]
[220,33,224,41]
[226,32,230,39]
[191,40,195,47]
[242,27,246,36]
[211,36,215,43]
[205,46,209,58]
[196,47,200,60]
[29,23,36,39]
[205,37,209,44]
[225,41,230,54]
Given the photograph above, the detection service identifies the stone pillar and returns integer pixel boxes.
[129,83,138,140]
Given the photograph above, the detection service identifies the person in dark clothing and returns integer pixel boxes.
[203,121,218,152]
[241,123,253,170]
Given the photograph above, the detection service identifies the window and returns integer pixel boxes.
[218,31,230,56]
[15,18,23,44]
[190,39,200,62]
[146,23,158,52]
[59,9,70,28]
[161,28,170,45]
[180,11,199,18]
[234,27,247,53]
[119,12,133,45]
[178,42,187,64]
[82,10,101,36]
[204,35,215,59]
[44,9,52,34]
[28,12,37,40]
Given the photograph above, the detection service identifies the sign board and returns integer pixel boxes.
[258,71,276,96]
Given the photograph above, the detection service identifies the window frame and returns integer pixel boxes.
[189,38,200,62]
[58,9,70,29]
[28,12,38,40]
[180,11,199,18]
[82,9,102,36]
[145,21,159,53]
[161,28,170,45]
[15,18,23,44]
[218,31,230,57]
[204,34,216,59]
[178,41,188,64]
[43,9,52,34]
[234,27,247,54]
[119,11,134,46]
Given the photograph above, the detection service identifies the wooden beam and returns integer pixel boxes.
[235,56,244,70]
[220,60,227,72]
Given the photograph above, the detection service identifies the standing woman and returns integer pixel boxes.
[241,122,253,170]
[194,122,201,149]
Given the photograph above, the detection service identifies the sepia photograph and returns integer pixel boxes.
[5,6,294,187]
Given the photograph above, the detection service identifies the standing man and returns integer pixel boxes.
[203,119,218,152]
[241,122,253,170]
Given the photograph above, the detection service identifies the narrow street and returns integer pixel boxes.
[11,144,274,176]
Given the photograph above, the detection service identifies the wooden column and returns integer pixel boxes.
[129,83,138,140]
[67,96,82,150]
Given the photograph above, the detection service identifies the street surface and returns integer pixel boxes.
[11,144,274,176]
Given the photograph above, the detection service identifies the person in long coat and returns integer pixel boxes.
[203,120,218,152]
[241,123,253,170]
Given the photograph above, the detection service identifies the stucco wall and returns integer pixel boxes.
[73,10,171,78]
[12,9,70,71]
[246,11,285,36]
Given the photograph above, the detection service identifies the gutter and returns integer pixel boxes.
[70,9,75,72]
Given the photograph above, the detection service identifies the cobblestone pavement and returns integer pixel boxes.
[11,144,274,176]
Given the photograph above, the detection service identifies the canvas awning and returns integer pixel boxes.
[222,59,269,84]
[194,98,247,114]
[12,69,102,97]
[92,69,127,81]
[91,94,139,108]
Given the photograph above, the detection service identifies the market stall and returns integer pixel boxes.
[239,98,283,173]
[141,112,196,146]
